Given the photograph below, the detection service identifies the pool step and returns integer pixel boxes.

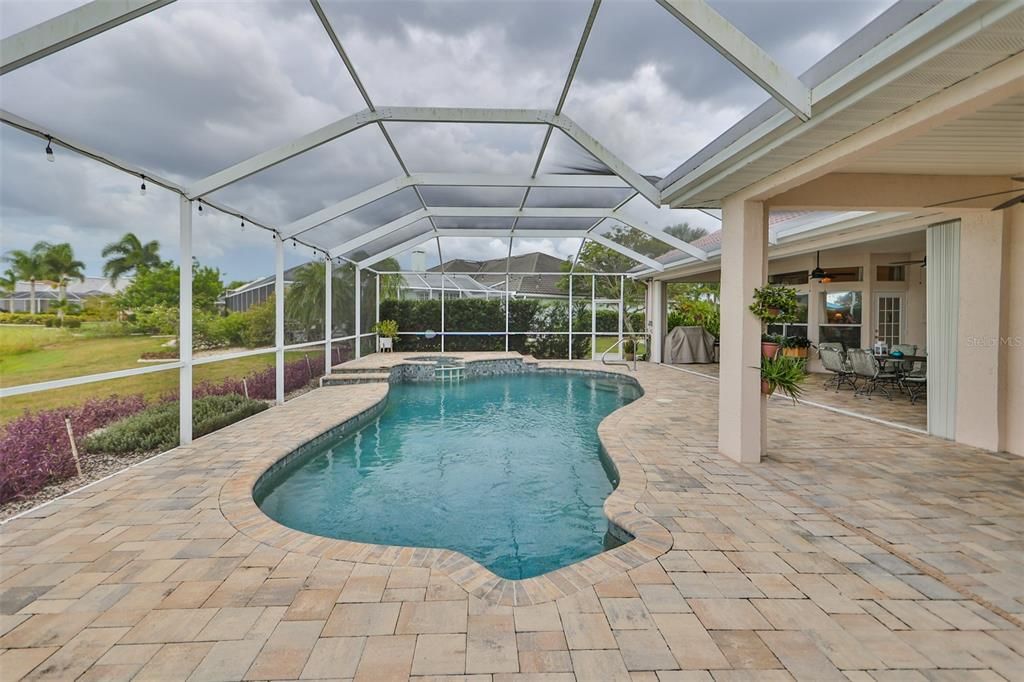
[322,371,391,386]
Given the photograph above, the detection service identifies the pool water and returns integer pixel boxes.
[256,372,642,579]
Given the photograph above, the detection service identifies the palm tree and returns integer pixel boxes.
[3,242,51,314]
[42,243,86,320]
[0,268,15,312]
[101,232,161,284]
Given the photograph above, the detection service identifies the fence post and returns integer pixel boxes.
[274,234,284,405]
[591,274,596,360]
[568,273,573,360]
[354,265,362,359]
[440,273,446,353]
[324,256,332,376]
[178,196,193,444]
[504,274,509,352]
[375,271,381,352]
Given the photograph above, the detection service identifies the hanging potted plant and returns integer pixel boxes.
[781,335,811,358]
[750,285,799,358]
[760,355,807,402]
[372,319,399,352]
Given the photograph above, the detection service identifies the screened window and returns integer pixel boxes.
[769,270,809,285]
[819,291,863,349]
[876,265,905,282]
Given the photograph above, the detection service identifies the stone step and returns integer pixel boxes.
[321,372,391,386]
[329,366,392,374]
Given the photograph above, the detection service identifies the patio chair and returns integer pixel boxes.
[848,348,900,400]
[819,347,856,392]
[901,361,927,404]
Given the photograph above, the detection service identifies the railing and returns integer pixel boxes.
[601,337,638,372]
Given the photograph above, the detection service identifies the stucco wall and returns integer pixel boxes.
[1002,205,1024,456]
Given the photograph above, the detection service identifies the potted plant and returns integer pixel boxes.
[372,319,399,352]
[760,333,783,358]
[750,285,799,358]
[622,336,637,361]
[782,335,811,358]
[760,355,807,402]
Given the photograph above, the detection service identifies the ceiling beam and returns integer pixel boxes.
[587,234,665,271]
[0,0,175,75]
[327,209,430,258]
[355,231,438,267]
[613,215,709,261]
[282,172,630,240]
[655,0,810,120]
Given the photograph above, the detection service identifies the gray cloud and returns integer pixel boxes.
[1,0,880,279]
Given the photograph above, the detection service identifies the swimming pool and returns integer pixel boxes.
[255,372,642,579]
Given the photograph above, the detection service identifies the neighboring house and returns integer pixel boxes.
[400,252,569,302]
[1,276,130,313]
[221,265,303,313]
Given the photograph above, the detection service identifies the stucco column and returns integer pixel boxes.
[718,197,768,463]
[649,280,666,363]
[955,210,1008,451]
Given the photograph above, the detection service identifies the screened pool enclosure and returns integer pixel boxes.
[0,0,835,443]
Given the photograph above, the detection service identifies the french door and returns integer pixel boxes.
[875,293,904,347]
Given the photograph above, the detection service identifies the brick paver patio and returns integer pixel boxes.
[1,358,1021,681]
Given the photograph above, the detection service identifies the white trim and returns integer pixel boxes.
[274,236,285,405]
[0,361,181,399]
[588,234,665,271]
[190,347,275,366]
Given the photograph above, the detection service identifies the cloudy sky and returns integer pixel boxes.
[0,0,893,283]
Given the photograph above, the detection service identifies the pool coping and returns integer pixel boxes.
[218,355,674,606]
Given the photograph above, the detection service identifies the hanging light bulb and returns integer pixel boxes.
[139,176,147,196]
[240,217,245,231]
[197,199,204,215]
[45,136,54,162]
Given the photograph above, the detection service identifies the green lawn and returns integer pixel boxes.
[593,336,648,355]
[0,324,322,424]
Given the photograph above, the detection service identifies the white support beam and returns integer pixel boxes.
[178,196,193,445]
[355,231,437,268]
[1,0,175,75]
[188,105,655,208]
[436,229,584,238]
[552,113,662,205]
[327,209,430,258]
[655,0,810,120]
[283,176,414,238]
[354,266,362,359]
[413,172,629,188]
[430,207,609,219]
[186,109,378,198]
[324,256,332,375]
[613,215,709,261]
[588,234,665,272]
[274,236,285,405]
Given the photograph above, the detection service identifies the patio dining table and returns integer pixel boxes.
[874,353,927,364]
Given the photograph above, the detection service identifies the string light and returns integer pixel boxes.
[197,199,204,215]
[240,217,245,231]
[45,136,54,162]
[139,176,147,196]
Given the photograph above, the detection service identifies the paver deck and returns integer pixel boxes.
[1,357,1022,681]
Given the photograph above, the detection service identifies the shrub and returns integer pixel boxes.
[84,394,268,455]
[240,297,275,348]
[132,305,178,335]
[0,395,147,504]
[0,312,52,325]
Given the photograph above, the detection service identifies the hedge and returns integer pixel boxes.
[379,298,593,358]
[84,395,268,455]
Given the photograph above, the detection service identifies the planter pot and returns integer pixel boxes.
[761,379,774,396]
[624,353,635,361]
[761,342,780,358]
[767,307,782,318]
[782,347,808,359]
[378,337,393,352]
